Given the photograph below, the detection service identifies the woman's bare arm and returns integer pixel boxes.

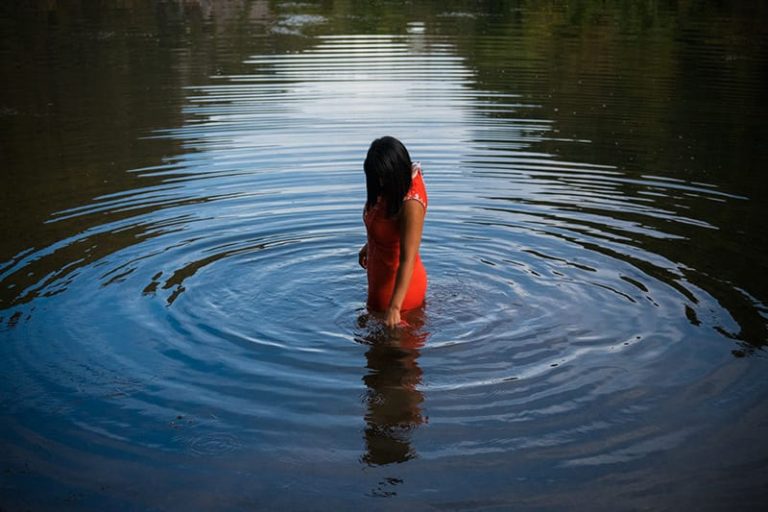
[384,199,425,327]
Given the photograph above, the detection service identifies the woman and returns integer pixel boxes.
[359,136,428,328]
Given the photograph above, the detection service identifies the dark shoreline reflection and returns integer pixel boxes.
[357,310,428,466]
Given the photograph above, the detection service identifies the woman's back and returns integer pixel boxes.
[364,163,428,311]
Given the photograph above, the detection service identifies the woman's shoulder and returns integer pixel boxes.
[405,161,427,209]
[411,161,425,178]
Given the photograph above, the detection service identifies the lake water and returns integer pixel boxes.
[1,1,767,510]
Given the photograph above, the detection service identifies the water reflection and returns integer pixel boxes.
[1,1,768,509]
[358,310,428,466]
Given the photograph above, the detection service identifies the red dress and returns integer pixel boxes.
[364,163,428,311]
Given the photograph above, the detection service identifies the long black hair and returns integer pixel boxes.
[364,136,412,218]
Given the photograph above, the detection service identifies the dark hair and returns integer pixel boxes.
[364,136,412,218]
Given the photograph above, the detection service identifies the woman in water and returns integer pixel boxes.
[359,136,428,328]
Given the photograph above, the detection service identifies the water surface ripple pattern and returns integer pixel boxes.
[1,29,766,509]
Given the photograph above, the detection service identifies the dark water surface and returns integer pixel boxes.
[1,1,767,510]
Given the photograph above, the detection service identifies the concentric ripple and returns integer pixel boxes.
[1,26,767,510]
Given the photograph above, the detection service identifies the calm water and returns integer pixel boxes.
[1,1,767,510]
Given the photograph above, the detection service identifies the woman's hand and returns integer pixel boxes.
[358,243,368,269]
[384,305,402,329]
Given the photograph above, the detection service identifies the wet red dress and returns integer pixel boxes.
[364,163,428,311]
